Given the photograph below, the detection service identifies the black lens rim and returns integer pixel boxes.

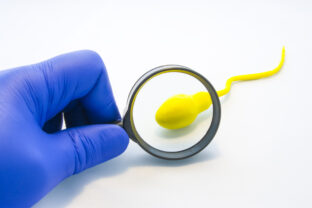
[122,65,221,160]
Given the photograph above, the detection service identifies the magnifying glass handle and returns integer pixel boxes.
[114,120,123,127]
[113,117,138,143]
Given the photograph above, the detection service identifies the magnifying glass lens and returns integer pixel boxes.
[132,71,214,152]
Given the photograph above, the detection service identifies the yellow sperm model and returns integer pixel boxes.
[155,47,286,130]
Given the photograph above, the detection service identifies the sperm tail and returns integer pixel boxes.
[217,46,285,97]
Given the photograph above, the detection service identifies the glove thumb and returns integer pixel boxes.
[57,124,129,174]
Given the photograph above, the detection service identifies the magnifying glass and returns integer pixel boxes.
[119,65,221,160]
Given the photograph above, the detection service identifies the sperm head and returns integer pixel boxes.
[155,92,212,129]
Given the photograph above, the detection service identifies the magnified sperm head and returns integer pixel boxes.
[155,92,212,129]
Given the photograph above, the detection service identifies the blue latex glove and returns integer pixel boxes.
[0,50,129,207]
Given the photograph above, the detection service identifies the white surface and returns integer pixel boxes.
[0,0,312,207]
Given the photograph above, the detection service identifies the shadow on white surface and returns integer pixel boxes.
[34,142,220,208]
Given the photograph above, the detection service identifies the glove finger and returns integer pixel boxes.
[55,124,129,174]
[13,50,120,127]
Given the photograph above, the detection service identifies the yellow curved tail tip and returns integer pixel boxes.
[282,46,285,58]
[281,46,285,60]
[277,46,286,70]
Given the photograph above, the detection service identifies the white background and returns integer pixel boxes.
[0,0,311,207]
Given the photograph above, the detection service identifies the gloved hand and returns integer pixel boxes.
[0,50,129,207]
